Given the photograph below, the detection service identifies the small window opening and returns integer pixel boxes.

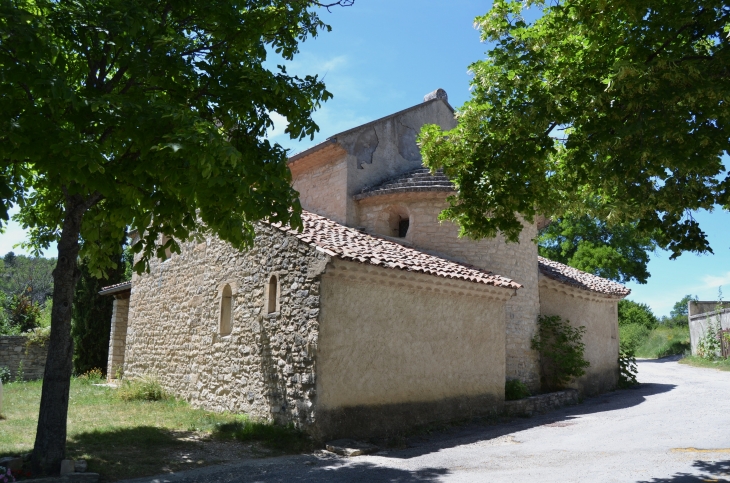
[398,218,410,238]
[267,275,278,314]
[161,235,172,260]
[219,284,232,335]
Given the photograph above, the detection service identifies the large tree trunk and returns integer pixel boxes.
[31,193,96,475]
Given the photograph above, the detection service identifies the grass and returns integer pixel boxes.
[679,355,730,371]
[0,379,310,481]
[634,326,691,359]
[619,324,691,359]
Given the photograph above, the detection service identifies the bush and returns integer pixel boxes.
[0,366,10,384]
[618,299,658,330]
[619,323,650,353]
[77,368,104,385]
[505,379,531,401]
[618,349,638,388]
[117,375,169,401]
[531,315,590,391]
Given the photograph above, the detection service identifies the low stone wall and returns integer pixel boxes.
[504,389,579,417]
[0,336,48,381]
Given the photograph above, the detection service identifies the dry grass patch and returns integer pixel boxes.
[0,379,309,481]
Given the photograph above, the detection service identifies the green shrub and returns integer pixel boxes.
[77,368,104,385]
[531,315,590,391]
[618,349,638,388]
[0,366,10,384]
[505,379,531,401]
[618,300,657,330]
[117,375,169,401]
[619,323,650,353]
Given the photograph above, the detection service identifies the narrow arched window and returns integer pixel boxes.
[267,275,278,314]
[219,284,232,335]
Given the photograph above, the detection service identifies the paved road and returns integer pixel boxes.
[126,359,730,483]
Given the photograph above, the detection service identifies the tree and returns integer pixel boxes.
[71,243,126,376]
[660,294,698,326]
[618,300,658,330]
[0,0,352,474]
[0,252,56,305]
[538,215,656,284]
[419,0,730,258]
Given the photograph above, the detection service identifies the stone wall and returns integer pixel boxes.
[0,336,48,381]
[107,296,130,381]
[538,276,619,396]
[124,224,328,430]
[356,192,541,391]
[504,389,579,417]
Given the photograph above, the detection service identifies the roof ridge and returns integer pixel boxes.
[537,256,630,297]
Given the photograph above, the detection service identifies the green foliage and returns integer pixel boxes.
[419,0,730,257]
[0,252,55,305]
[538,214,655,284]
[0,366,10,384]
[213,417,311,452]
[505,379,531,401]
[636,326,690,359]
[618,323,650,353]
[617,349,638,388]
[117,376,169,402]
[660,295,698,327]
[77,368,104,385]
[618,300,658,330]
[14,361,24,383]
[72,248,125,376]
[531,315,590,391]
[7,295,41,334]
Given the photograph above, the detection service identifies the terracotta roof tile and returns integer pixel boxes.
[538,256,630,297]
[99,281,132,296]
[354,168,455,200]
[277,211,521,290]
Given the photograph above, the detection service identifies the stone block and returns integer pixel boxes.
[0,456,22,471]
[60,459,75,475]
[325,439,379,457]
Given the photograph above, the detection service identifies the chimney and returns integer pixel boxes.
[424,88,448,103]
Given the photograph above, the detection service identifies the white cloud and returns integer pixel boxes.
[701,272,730,290]
[265,112,290,140]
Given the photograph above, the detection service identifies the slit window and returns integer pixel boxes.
[398,218,410,238]
[267,275,278,314]
[219,284,232,335]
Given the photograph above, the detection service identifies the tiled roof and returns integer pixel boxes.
[277,211,521,290]
[354,167,455,200]
[99,281,132,296]
[538,257,630,297]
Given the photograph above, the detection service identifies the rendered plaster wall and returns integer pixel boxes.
[315,258,506,440]
[356,194,541,391]
[124,225,327,430]
[0,336,47,381]
[343,99,456,226]
[689,308,730,355]
[291,155,349,225]
[538,277,619,396]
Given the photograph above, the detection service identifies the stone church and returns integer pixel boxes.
[101,89,630,441]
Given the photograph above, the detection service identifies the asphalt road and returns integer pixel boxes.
[125,358,730,483]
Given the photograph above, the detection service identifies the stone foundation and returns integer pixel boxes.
[504,389,579,417]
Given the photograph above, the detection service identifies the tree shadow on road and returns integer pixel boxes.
[262,461,450,483]
[381,382,676,460]
[636,459,730,482]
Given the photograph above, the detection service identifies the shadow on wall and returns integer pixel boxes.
[382,381,676,461]
[636,459,730,482]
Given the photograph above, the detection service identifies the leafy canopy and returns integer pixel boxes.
[1,0,336,273]
[618,299,658,330]
[538,214,656,284]
[419,0,730,258]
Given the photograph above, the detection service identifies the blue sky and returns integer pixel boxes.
[1,0,728,316]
